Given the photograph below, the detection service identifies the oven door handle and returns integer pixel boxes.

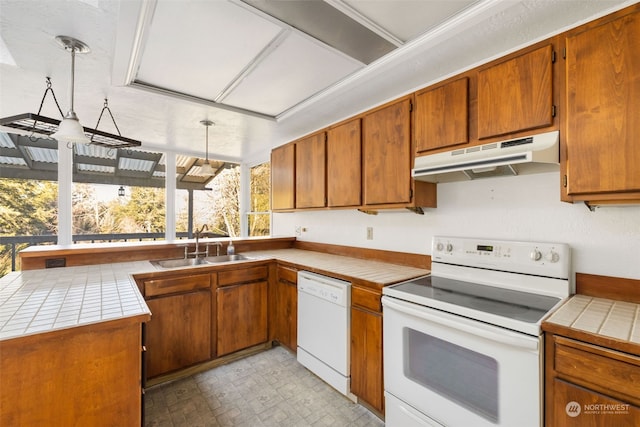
[383,297,539,351]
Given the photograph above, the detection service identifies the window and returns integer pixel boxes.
[248,162,270,237]
[0,177,58,276]
[72,145,166,240]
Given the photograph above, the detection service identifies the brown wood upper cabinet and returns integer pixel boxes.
[415,77,469,154]
[363,97,412,205]
[271,143,295,211]
[272,96,435,211]
[361,96,438,209]
[327,118,362,207]
[562,4,640,205]
[477,44,554,139]
[362,96,437,209]
[295,132,326,209]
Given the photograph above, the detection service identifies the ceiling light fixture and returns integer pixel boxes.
[0,37,141,149]
[51,36,91,145]
[200,120,216,176]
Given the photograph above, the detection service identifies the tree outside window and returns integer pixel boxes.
[248,162,270,237]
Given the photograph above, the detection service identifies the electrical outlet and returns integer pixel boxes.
[366,227,373,240]
[295,226,301,237]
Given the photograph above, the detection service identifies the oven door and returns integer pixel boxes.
[382,296,542,427]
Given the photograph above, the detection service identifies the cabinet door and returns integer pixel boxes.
[327,119,362,207]
[415,77,469,153]
[565,9,640,195]
[146,290,211,378]
[550,379,640,426]
[477,44,554,139]
[271,266,298,351]
[0,320,143,426]
[271,143,295,210]
[362,98,412,206]
[295,133,326,208]
[217,281,268,356]
[350,305,384,413]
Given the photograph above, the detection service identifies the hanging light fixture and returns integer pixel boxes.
[200,120,216,176]
[51,35,91,145]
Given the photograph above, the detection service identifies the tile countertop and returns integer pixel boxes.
[244,248,430,285]
[0,249,429,341]
[0,261,153,341]
[544,294,640,349]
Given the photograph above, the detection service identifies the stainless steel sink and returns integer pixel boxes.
[203,254,252,263]
[150,257,208,269]
[150,254,252,269]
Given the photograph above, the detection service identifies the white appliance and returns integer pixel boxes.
[383,236,572,427]
[412,130,559,182]
[297,271,354,400]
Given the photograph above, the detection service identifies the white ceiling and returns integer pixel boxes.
[0,0,635,165]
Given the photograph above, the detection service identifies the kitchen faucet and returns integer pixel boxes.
[190,224,209,258]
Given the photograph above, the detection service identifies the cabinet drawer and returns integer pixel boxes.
[277,266,297,284]
[352,286,381,313]
[554,336,640,402]
[144,273,210,298]
[218,265,268,287]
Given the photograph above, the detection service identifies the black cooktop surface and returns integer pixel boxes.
[389,275,561,323]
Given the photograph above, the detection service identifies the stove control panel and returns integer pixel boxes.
[432,236,571,279]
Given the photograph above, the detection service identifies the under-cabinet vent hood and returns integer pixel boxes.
[412,130,559,183]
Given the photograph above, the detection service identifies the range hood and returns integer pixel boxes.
[412,130,559,183]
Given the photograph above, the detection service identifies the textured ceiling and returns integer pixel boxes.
[0,0,635,165]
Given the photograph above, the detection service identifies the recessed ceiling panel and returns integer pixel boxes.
[342,0,479,42]
[242,0,396,64]
[222,32,362,116]
[136,0,282,100]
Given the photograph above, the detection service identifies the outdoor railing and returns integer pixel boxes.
[1,232,227,272]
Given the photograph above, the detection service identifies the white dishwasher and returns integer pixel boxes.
[297,270,354,400]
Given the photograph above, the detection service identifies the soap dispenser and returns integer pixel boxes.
[227,240,235,255]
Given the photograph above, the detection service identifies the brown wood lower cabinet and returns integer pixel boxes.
[0,317,146,426]
[551,379,640,427]
[140,272,212,379]
[145,290,212,378]
[269,264,298,351]
[545,334,640,426]
[350,284,384,414]
[216,266,269,356]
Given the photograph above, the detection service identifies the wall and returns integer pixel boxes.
[273,172,640,280]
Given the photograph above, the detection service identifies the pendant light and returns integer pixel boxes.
[51,36,91,145]
[200,120,216,175]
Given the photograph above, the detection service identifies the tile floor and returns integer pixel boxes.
[145,345,385,426]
